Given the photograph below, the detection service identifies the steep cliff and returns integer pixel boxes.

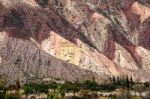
[0,0,150,84]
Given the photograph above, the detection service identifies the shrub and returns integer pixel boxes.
[22,84,33,94]
[0,92,5,99]
[62,81,81,93]
[47,93,54,99]
[48,82,57,90]
[82,80,98,91]
[144,82,149,88]
[32,83,49,93]
[0,79,6,90]
[15,79,20,90]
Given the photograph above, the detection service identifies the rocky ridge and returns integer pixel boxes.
[0,0,150,84]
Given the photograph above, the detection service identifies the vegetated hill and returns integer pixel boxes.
[0,0,150,84]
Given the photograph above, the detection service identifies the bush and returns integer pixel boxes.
[47,93,54,99]
[48,82,57,89]
[62,81,81,93]
[0,92,5,99]
[22,84,33,94]
[15,79,20,90]
[144,82,149,88]
[0,79,6,90]
[82,80,98,91]
[32,83,48,93]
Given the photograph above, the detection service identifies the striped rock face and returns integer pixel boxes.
[0,0,150,84]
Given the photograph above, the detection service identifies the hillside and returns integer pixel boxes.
[0,0,150,84]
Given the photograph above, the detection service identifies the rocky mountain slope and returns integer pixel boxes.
[0,0,150,84]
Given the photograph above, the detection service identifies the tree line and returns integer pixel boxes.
[0,75,149,99]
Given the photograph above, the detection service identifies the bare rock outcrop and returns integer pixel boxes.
[0,0,150,84]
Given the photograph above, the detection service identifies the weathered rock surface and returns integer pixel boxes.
[0,0,150,84]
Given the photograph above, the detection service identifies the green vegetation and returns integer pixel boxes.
[22,84,33,94]
[15,79,20,90]
[0,76,149,99]
[0,78,6,90]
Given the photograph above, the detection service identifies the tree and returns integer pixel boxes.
[32,83,48,93]
[144,82,149,88]
[48,82,57,94]
[130,76,133,85]
[119,75,131,89]
[16,79,20,90]
[0,78,6,99]
[92,76,95,82]
[82,80,98,91]
[47,93,54,99]
[75,78,79,83]
[0,78,6,90]
[117,76,121,85]
[125,75,130,88]
[112,76,116,85]
[109,77,112,83]
[55,83,65,99]
[23,84,33,94]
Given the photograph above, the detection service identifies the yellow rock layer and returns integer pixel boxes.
[41,31,120,76]
[41,31,81,66]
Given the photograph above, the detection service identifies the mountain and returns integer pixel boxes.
[0,0,150,84]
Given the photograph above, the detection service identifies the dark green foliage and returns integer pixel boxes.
[0,92,5,99]
[57,83,65,97]
[130,76,134,86]
[22,84,33,94]
[144,82,149,88]
[0,79,6,90]
[62,81,81,93]
[98,84,116,92]
[117,76,121,85]
[32,83,48,93]
[119,75,131,89]
[48,82,57,89]
[1,75,149,99]
[47,94,54,99]
[82,80,98,91]
[15,79,20,90]
[23,83,49,94]
[125,75,130,88]
[110,75,135,89]
[112,76,116,85]
[92,76,95,82]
